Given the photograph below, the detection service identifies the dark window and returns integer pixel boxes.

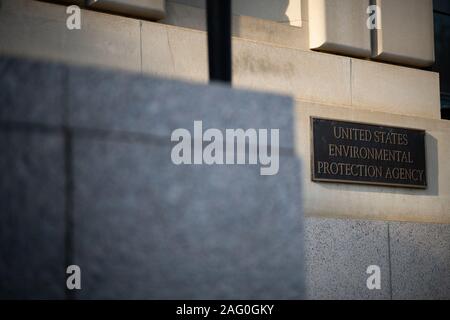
[433,0,450,119]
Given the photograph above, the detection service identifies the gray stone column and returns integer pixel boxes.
[0,56,305,299]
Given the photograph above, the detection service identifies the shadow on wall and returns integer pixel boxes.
[231,0,290,24]
[231,0,291,39]
[162,0,298,51]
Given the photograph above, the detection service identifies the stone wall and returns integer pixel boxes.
[1,0,450,299]
[0,0,449,221]
[305,217,450,299]
[0,56,304,299]
[1,56,450,300]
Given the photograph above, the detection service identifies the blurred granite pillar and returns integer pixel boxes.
[0,58,66,299]
[0,56,305,299]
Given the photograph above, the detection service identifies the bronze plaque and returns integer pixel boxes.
[311,117,427,188]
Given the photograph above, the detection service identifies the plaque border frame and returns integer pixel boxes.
[310,116,428,189]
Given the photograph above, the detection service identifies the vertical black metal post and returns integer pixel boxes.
[206,0,232,84]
